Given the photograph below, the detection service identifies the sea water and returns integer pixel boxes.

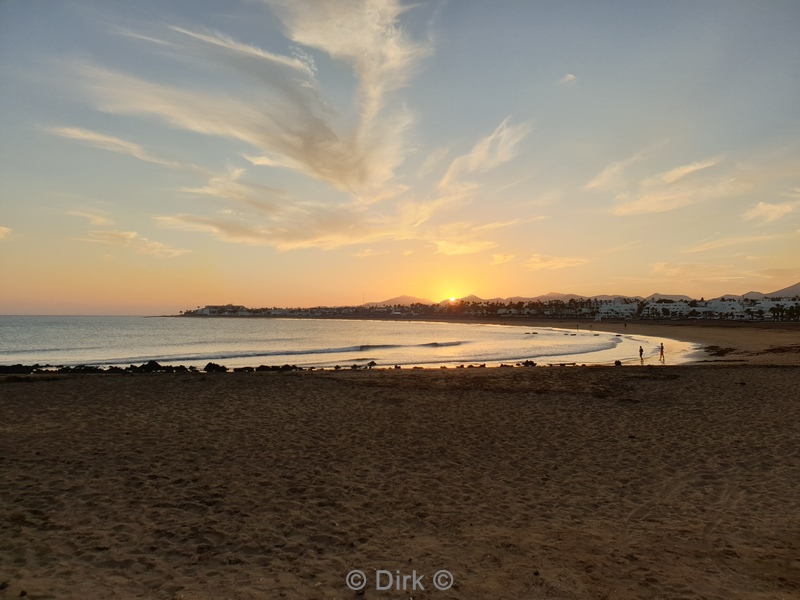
[0,316,699,368]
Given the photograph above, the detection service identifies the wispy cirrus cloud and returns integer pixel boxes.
[428,220,518,256]
[45,126,186,169]
[0,226,11,240]
[169,26,316,76]
[80,0,428,204]
[66,210,113,226]
[652,156,724,184]
[263,0,429,126]
[742,200,799,223]
[79,230,190,258]
[584,152,643,193]
[418,146,449,177]
[75,4,528,256]
[683,234,775,253]
[585,149,743,216]
[180,168,283,214]
[155,204,407,252]
[613,177,745,216]
[525,253,589,271]
[433,239,497,256]
[491,253,515,265]
[439,118,531,190]
[351,248,386,258]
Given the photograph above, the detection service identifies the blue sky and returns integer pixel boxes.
[1,0,799,313]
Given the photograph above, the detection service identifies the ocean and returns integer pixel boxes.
[0,316,699,369]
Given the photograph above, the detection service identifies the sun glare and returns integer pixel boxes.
[449,297,456,302]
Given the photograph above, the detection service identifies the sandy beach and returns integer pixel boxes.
[2,345,799,599]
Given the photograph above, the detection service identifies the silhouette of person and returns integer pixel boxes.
[639,346,644,363]
[659,343,665,361]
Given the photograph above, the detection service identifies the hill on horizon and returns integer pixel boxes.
[365,281,800,307]
[765,281,800,298]
[363,295,434,307]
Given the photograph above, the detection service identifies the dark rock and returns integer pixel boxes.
[71,365,105,374]
[0,364,34,374]
[140,360,164,373]
[204,362,228,373]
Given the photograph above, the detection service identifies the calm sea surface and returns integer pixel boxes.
[0,316,699,368]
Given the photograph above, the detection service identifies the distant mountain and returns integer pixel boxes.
[645,293,693,302]
[456,294,487,303]
[369,281,800,307]
[765,281,800,298]
[364,295,433,307]
[741,291,766,300]
[592,294,644,301]
[727,282,800,300]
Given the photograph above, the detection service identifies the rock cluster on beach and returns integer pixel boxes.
[0,361,309,375]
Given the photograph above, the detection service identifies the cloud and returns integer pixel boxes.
[742,200,798,223]
[66,210,112,226]
[613,178,747,216]
[587,152,749,216]
[0,226,11,240]
[81,0,430,204]
[113,28,173,46]
[351,248,386,258]
[169,26,316,77]
[45,126,185,169]
[157,178,515,253]
[683,234,777,254]
[79,230,190,258]
[491,253,515,265]
[653,156,724,184]
[418,146,449,177]
[557,73,576,85]
[69,6,538,258]
[426,220,519,256]
[584,152,643,193]
[181,168,283,213]
[155,202,411,251]
[439,117,532,189]
[433,239,497,255]
[525,253,589,271]
[264,0,429,125]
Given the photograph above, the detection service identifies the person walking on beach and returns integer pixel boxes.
[659,343,665,362]
[639,345,644,363]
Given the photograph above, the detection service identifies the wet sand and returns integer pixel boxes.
[1,363,799,599]
[391,317,800,366]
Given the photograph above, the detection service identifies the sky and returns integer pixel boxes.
[1,0,799,314]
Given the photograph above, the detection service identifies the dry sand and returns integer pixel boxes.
[2,362,799,599]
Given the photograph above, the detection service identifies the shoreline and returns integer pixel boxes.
[2,317,799,371]
[176,314,800,366]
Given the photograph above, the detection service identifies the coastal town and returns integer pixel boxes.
[182,284,800,322]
